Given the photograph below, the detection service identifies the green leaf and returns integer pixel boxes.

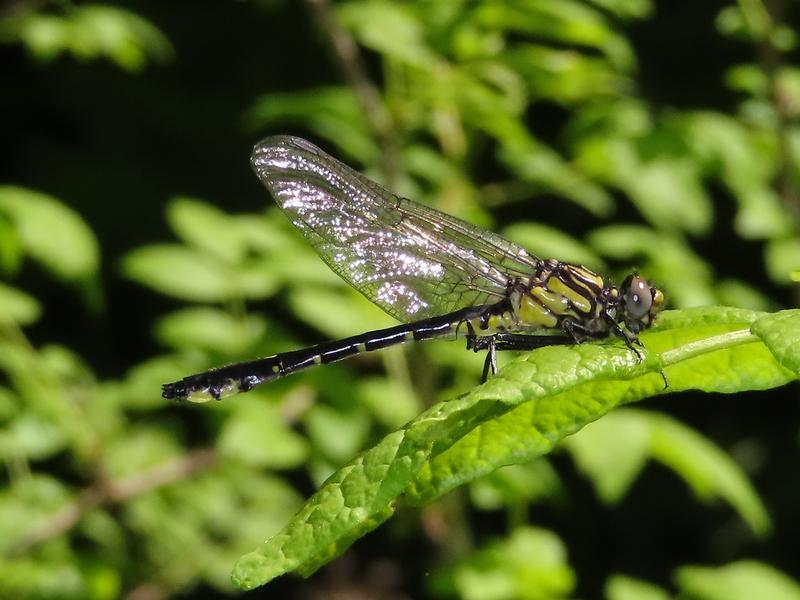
[578,136,712,234]
[287,286,396,339]
[446,527,575,600]
[0,412,67,461]
[167,197,247,263]
[104,426,183,478]
[470,460,562,510]
[0,186,99,281]
[715,279,774,312]
[338,1,434,67]
[0,282,41,326]
[502,222,605,269]
[156,307,266,355]
[587,0,653,20]
[218,399,309,469]
[675,561,800,600]
[232,307,797,589]
[122,244,278,302]
[0,215,22,275]
[246,87,377,165]
[472,1,635,70]
[3,4,173,71]
[568,409,770,534]
[503,44,630,104]
[356,377,420,429]
[765,238,800,284]
[0,474,72,554]
[605,574,671,600]
[304,404,371,464]
[648,412,770,534]
[498,134,614,216]
[751,310,800,375]
[566,410,650,504]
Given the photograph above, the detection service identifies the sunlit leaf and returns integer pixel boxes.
[338,1,434,67]
[446,527,575,600]
[156,307,266,355]
[218,399,308,469]
[104,426,184,478]
[246,87,377,165]
[0,282,41,326]
[2,4,173,71]
[472,1,635,70]
[122,244,277,302]
[764,238,800,284]
[470,460,562,510]
[167,197,247,263]
[675,561,800,600]
[566,410,650,504]
[503,222,605,269]
[503,44,630,104]
[0,186,99,281]
[304,404,371,464]
[231,308,798,589]
[287,286,396,339]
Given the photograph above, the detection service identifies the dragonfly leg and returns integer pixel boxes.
[562,319,591,344]
[599,312,644,361]
[480,336,498,383]
[469,333,573,382]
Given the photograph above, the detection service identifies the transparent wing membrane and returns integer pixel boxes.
[251,136,541,322]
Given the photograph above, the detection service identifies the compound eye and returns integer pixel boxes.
[624,275,652,320]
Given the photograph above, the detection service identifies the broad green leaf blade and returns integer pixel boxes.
[246,87,377,165]
[565,409,651,504]
[122,244,279,302]
[647,412,770,535]
[218,400,309,470]
[674,561,800,600]
[470,460,562,510]
[750,310,800,375]
[166,197,247,263]
[605,574,671,600]
[446,527,575,600]
[502,222,606,270]
[156,307,266,355]
[232,307,796,589]
[569,409,770,534]
[0,186,99,281]
[6,4,173,70]
[0,282,41,326]
[407,307,789,505]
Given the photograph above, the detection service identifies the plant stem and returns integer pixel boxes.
[659,328,758,367]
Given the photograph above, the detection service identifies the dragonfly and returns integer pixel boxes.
[162,136,665,402]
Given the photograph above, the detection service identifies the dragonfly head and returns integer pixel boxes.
[618,274,665,333]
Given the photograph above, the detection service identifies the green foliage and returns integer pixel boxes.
[675,561,800,600]
[4,0,800,598]
[0,3,173,70]
[438,527,575,600]
[231,307,799,588]
[0,186,98,282]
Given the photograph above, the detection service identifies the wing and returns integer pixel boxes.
[251,136,541,322]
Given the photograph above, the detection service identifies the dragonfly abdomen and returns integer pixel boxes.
[162,306,491,402]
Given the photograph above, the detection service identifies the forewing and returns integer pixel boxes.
[251,136,541,322]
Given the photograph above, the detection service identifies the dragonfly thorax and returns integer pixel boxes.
[503,264,664,343]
